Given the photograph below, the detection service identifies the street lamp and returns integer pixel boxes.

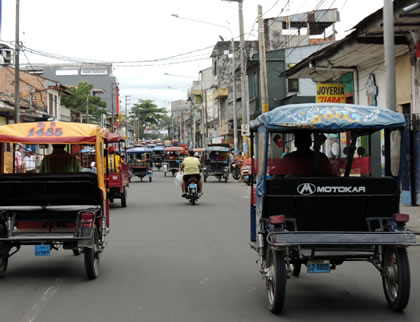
[171,14,239,155]
[163,72,196,79]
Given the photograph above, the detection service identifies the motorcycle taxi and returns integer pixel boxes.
[126,147,153,182]
[0,121,110,279]
[106,133,130,207]
[152,146,165,171]
[249,103,418,313]
[202,146,230,182]
[163,146,185,177]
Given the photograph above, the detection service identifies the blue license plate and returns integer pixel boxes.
[307,260,330,273]
[189,183,197,189]
[35,245,51,256]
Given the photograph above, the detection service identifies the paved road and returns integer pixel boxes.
[0,171,419,322]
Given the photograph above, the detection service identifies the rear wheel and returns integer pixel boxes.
[84,227,100,280]
[266,248,287,314]
[382,246,410,311]
[121,187,127,208]
[72,248,82,256]
[164,172,166,177]
[149,176,152,182]
[204,175,207,183]
[0,225,9,277]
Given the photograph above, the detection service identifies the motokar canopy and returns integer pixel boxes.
[164,146,185,152]
[0,121,108,199]
[127,147,153,153]
[251,103,406,132]
[0,121,108,144]
[107,133,126,143]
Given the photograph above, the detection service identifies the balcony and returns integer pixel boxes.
[215,88,228,99]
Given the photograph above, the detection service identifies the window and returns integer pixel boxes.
[288,78,299,92]
[48,94,57,118]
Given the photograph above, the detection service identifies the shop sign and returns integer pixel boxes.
[316,83,345,103]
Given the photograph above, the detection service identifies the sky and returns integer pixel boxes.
[0,0,386,111]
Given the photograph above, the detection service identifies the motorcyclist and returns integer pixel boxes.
[180,150,203,198]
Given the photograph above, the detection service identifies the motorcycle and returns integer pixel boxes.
[242,165,252,186]
[230,160,242,180]
[185,177,200,205]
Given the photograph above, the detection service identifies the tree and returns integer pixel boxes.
[129,99,166,139]
[61,81,107,122]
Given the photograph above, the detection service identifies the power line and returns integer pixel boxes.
[20,42,214,66]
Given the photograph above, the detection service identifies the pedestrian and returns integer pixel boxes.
[330,139,340,159]
[24,150,36,173]
[281,147,289,158]
[14,145,24,173]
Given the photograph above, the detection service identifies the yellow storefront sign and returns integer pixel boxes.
[316,83,345,103]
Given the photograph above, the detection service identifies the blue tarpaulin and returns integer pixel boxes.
[205,146,230,152]
[251,103,406,132]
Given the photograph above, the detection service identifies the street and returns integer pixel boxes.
[0,171,419,322]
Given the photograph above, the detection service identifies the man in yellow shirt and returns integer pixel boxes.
[180,150,202,197]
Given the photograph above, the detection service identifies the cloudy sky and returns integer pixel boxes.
[0,0,385,110]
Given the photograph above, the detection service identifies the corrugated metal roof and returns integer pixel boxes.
[282,0,418,81]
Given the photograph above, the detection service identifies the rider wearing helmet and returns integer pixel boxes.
[180,150,203,197]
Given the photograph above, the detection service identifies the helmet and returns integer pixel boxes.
[194,152,200,158]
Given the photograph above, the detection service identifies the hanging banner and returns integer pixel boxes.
[316,83,345,103]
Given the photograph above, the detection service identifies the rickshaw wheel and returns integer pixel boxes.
[266,247,287,314]
[291,263,301,277]
[382,246,410,311]
[204,176,207,183]
[0,225,8,277]
[164,172,166,177]
[149,176,152,182]
[121,187,127,208]
[224,176,228,183]
[84,227,100,280]
[72,248,83,256]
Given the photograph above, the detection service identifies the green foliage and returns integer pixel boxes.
[61,81,107,121]
[129,99,167,138]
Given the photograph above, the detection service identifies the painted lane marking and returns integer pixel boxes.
[21,278,62,322]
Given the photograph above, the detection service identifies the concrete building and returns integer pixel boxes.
[22,63,119,115]
[0,67,70,124]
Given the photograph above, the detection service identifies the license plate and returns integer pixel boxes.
[35,245,51,256]
[307,260,330,273]
[189,183,197,189]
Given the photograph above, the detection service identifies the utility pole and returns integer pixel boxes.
[258,5,269,113]
[14,0,20,124]
[125,95,131,138]
[384,0,396,111]
[223,0,250,153]
[85,94,89,123]
[231,39,238,155]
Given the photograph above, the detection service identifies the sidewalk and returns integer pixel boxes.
[401,205,420,232]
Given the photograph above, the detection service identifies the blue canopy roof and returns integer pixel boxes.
[126,147,153,153]
[205,146,230,152]
[81,147,95,153]
[251,103,406,132]
[152,146,164,151]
